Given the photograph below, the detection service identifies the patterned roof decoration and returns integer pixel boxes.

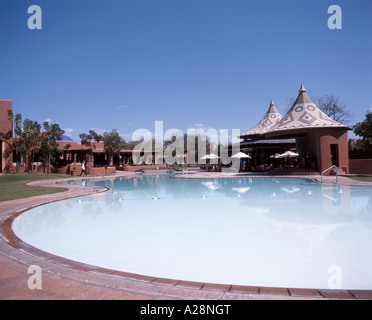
[270,84,348,133]
[240,99,283,137]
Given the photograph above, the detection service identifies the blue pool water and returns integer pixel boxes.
[12,176,372,289]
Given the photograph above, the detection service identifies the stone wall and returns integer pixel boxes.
[349,159,372,174]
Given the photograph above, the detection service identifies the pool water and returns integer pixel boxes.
[12,176,372,290]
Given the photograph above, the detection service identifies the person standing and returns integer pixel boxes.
[80,161,87,176]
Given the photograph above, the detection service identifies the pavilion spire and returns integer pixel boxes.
[240,99,282,138]
[299,83,306,92]
[270,84,348,132]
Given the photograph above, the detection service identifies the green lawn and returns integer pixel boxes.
[0,173,69,202]
[347,175,372,182]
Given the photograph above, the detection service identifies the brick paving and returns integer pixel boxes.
[1,171,372,300]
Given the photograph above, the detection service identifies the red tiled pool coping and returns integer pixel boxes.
[1,172,372,300]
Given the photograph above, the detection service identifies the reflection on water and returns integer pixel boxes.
[13,176,372,290]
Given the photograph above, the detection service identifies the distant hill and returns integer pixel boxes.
[61,135,73,141]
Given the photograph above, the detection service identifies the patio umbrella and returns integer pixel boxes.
[269,153,281,159]
[231,152,251,159]
[200,153,219,166]
[279,150,299,158]
[200,153,220,160]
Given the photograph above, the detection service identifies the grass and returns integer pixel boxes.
[347,175,372,182]
[0,173,69,202]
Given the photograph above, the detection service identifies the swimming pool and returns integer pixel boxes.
[12,175,372,290]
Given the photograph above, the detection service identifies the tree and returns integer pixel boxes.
[163,132,211,165]
[79,130,102,173]
[7,111,41,172]
[8,111,23,172]
[313,95,352,124]
[184,133,211,165]
[353,111,372,153]
[40,122,65,174]
[23,119,42,172]
[102,129,123,165]
[120,139,140,150]
[354,111,372,139]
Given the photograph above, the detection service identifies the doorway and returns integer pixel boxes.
[330,144,339,167]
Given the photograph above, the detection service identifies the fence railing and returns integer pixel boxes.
[321,165,338,184]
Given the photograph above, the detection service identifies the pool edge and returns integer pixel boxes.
[1,172,372,300]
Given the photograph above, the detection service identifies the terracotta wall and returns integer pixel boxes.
[318,129,349,174]
[349,159,372,174]
[0,100,12,133]
[118,164,167,171]
[90,167,116,175]
[12,164,44,173]
[58,164,117,175]
[56,164,73,175]
[0,100,13,172]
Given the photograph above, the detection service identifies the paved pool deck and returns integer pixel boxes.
[1,171,372,300]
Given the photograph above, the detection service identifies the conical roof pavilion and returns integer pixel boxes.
[269,84,349,134]
[240,99,282,138]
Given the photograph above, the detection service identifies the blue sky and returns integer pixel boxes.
[0,0,371,141]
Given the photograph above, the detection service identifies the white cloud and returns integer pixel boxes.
[43,118,53,123]
[63,128,75,138]
[89,127,107,135]
[115,105,129,110]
